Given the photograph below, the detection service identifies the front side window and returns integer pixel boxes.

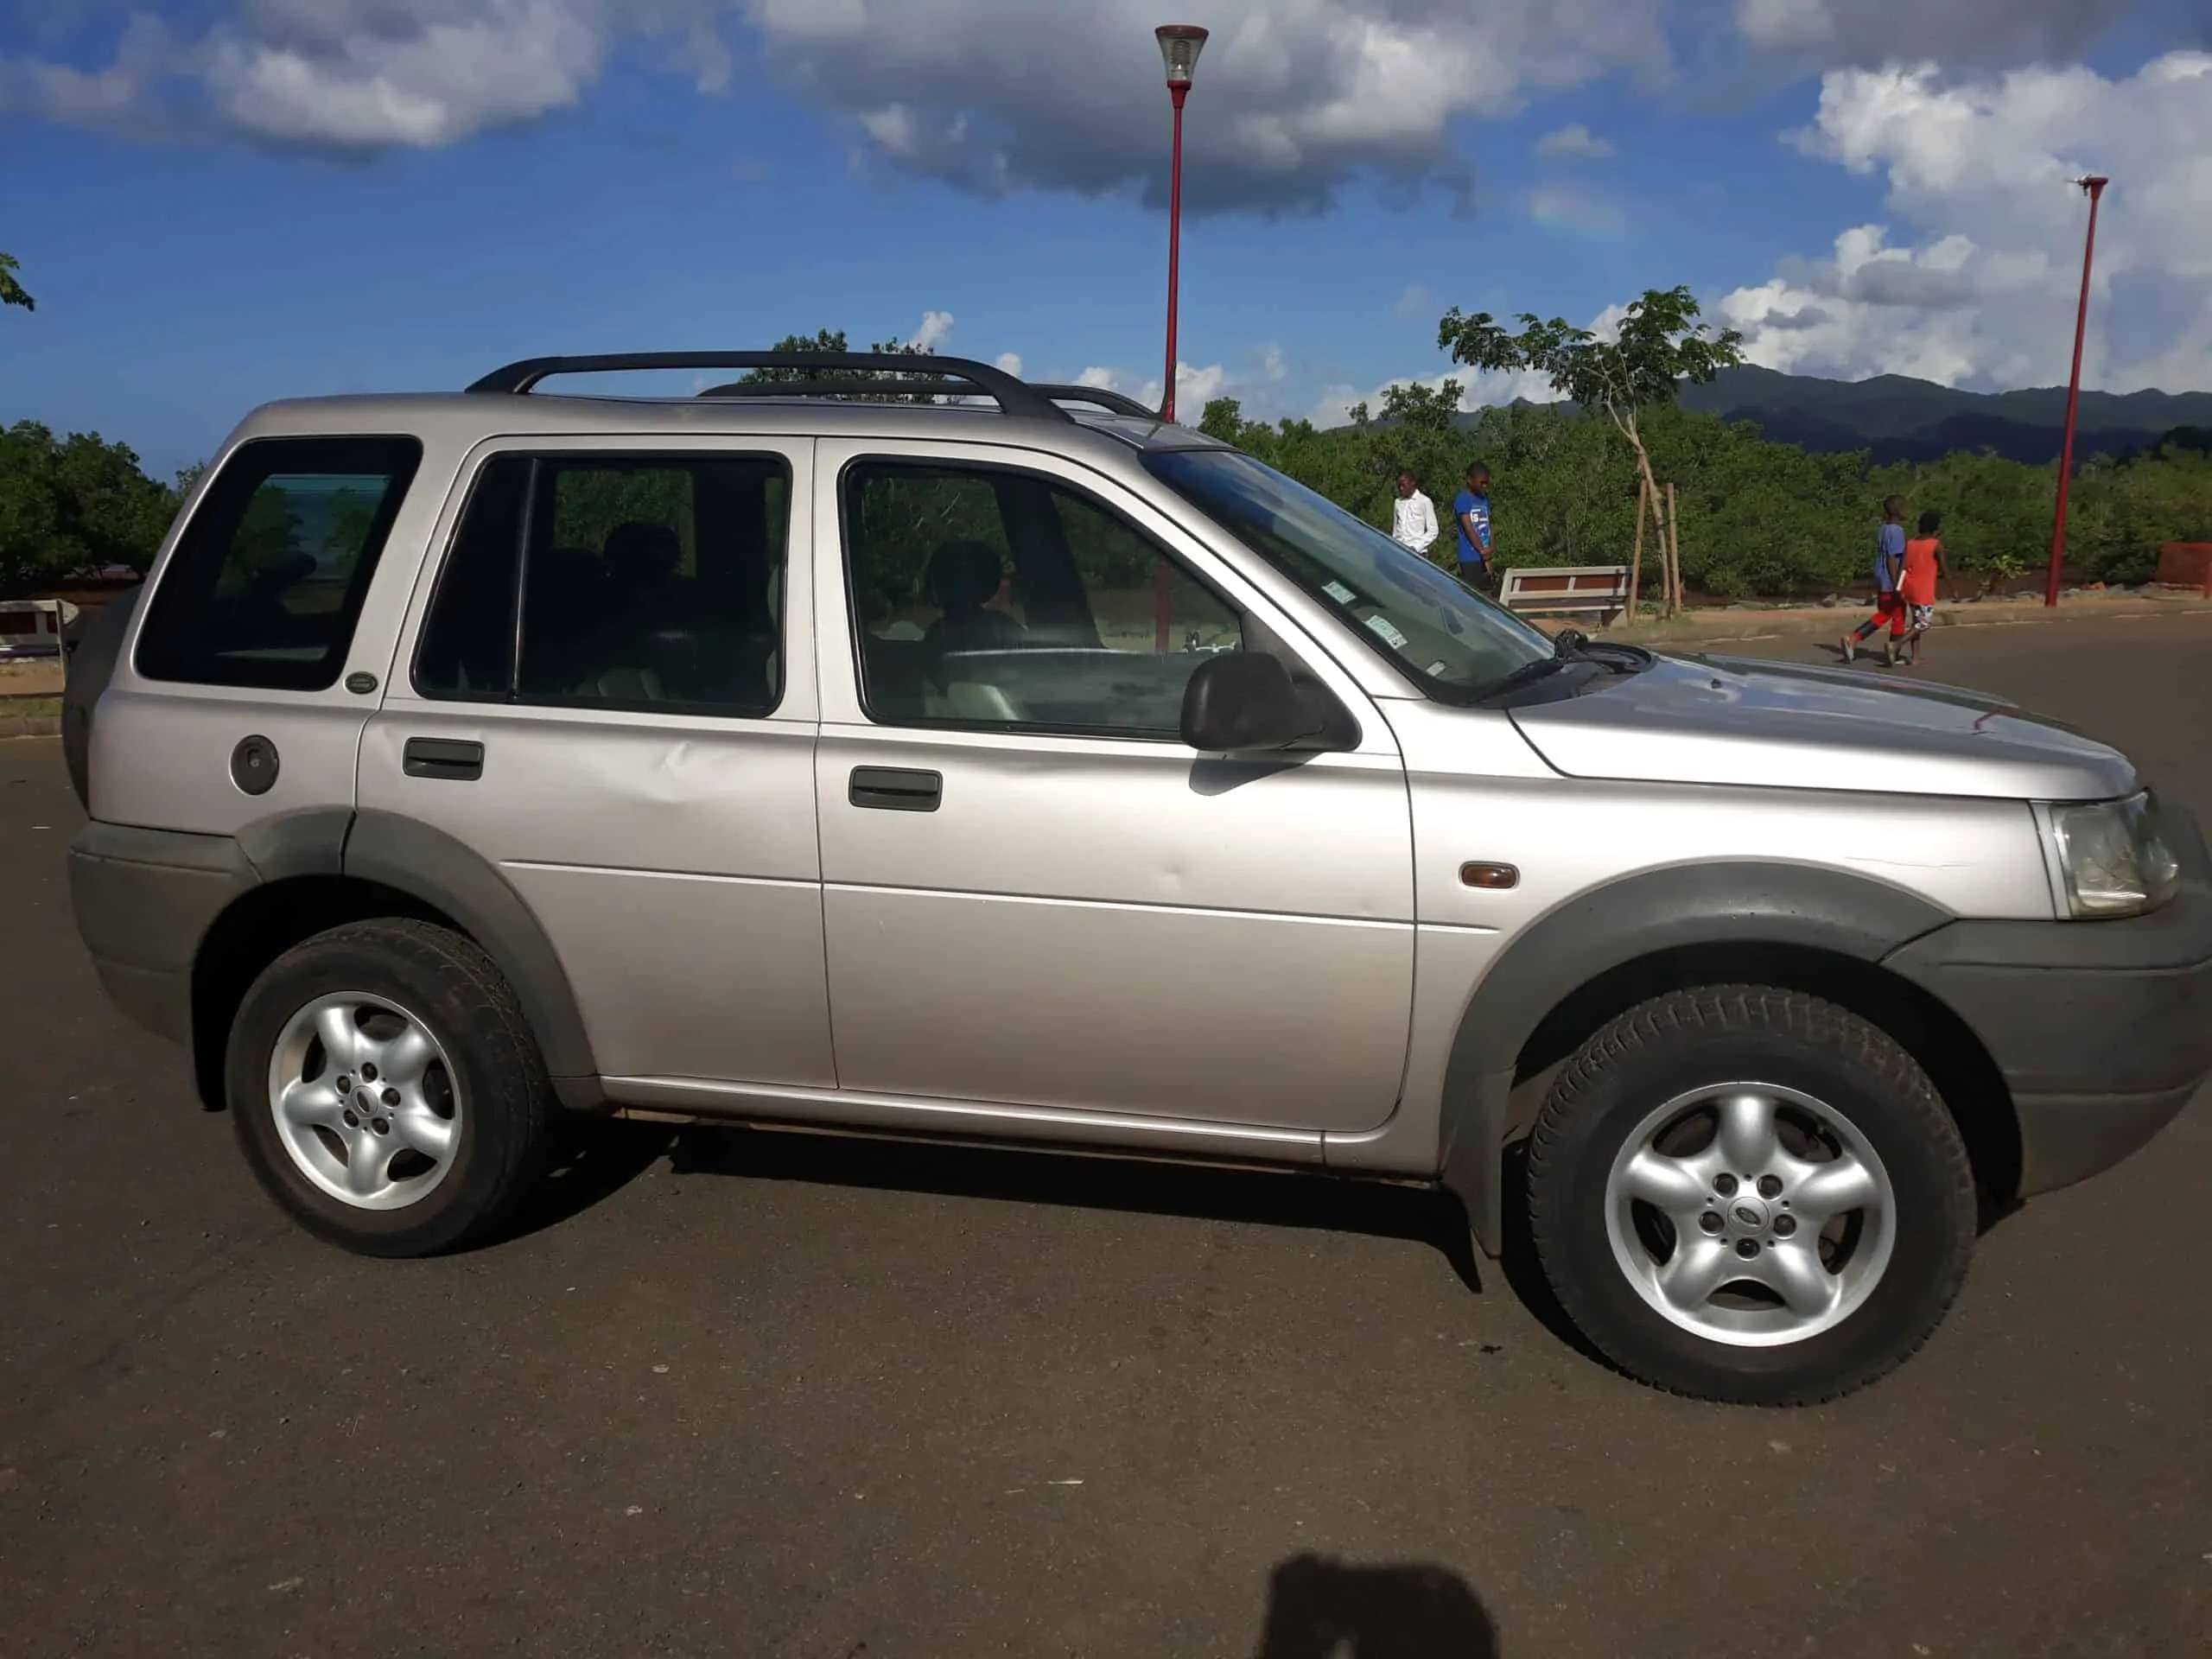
[844,460,1241,738]
[415,452,788,717]
[137,436,421,690]
[1143,448,1553,700]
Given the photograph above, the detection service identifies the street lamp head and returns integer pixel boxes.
[1156,23,1209,88]
[2075,175,2110,194]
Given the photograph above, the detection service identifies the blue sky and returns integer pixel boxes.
[3,2,2208,479]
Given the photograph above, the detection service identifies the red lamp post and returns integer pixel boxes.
[1155,23,1208,423]
[2044,175,2109,608]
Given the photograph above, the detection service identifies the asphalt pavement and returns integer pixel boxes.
[3,612,2209,1657]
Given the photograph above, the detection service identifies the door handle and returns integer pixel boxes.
[404,737,485,782]
[849,766,942,812]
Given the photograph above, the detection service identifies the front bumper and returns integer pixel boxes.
[1885,810,2212,1196]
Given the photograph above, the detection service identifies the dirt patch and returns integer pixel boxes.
[0,662,66,698]
[0,696,60,739]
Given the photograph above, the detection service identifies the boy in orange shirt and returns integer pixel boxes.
[1898,509,1948,667]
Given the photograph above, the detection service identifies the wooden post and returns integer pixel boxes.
[1627,477,1648,621]
[1666,481,1682,617]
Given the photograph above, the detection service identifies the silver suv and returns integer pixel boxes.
[66,352,2212,1403]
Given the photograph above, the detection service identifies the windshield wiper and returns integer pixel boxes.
[1554,628,1652,673]
[1475,628,1652,702]
[1474,651,1577,701]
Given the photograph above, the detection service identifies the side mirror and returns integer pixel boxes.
[1179,652,1324,753]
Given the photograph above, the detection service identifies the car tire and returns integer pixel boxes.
[226,919,553,1257]
[1526,985,1975,1405]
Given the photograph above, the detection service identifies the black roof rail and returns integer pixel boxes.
[694,378,995,404]
[467,352,1071,423]
[1029,384,1163,420]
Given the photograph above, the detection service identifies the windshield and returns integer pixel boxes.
[1143,449,1555,699]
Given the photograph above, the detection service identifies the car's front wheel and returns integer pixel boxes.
[227,919,553,1256]
[1526,985,1976,1404]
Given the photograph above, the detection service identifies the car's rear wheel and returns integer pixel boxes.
[1526,985,1975,1404]
[227,919,552,1256]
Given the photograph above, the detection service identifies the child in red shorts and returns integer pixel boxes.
[1841,495,1910,667]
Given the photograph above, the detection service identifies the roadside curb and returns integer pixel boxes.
[0,717,60,741]
[1596,596,2212,649]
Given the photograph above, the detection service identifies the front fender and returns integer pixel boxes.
[1438,861,1954,1255]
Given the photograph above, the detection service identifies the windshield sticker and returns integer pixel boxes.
[1427,660,1450,677]
[1323,580,1356,604]
[1363,614,1411,650]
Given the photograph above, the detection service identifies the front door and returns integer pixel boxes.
[358,436,832,1089]
[813,441,1414,1134]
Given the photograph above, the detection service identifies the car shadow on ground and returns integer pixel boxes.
[1254,1554,1499,1658]
[533,1116,1489,1294]
[506,1116,681,1240]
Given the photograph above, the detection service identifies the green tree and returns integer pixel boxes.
[1438,286,1744,613]
[221,486,306,589]
[740,327,855,381]
[1376,379,1463,432]
[1198,397,1246,444]
[0,252,31,312]
[738,328,936,397]
[0,421,178,596]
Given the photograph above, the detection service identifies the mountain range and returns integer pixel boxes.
[1673,365,2212,464]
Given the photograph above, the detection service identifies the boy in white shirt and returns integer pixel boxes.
[1391,470,1440,556]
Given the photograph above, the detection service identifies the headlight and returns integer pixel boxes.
[2040,791,2183,918]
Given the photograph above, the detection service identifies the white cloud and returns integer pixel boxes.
[1074,358,1247,415]
[1306,365,1563,428]
[1586,302,1632,344]
[993,351,1024,377]
[1307,298,1649,425]
[1535,122,1614,159]
[1719,53,2212,391]
[906,308,956,352]
[0,1,2158,216]
[0,0,1676,203]
[1393,283,1433,320]
[201,3,607,149]
[1177,361,1233,406]
[734,0,1681,212]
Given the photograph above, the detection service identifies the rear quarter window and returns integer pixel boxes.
[136,435,422,690]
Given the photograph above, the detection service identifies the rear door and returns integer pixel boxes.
[813,439,1416,1134]
[357,436,832,1089]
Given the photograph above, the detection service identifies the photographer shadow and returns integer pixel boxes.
[1255,1554,1498,1659]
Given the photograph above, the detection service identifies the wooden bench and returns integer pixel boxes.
[0,599,70,659]
[1497,564,1632,626]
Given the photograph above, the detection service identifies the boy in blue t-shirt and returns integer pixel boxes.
[1454,463,1494,590]
[1841,495,1910,666]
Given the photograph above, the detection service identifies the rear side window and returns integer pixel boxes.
[414,452,788,717]
[136,436,421,690]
